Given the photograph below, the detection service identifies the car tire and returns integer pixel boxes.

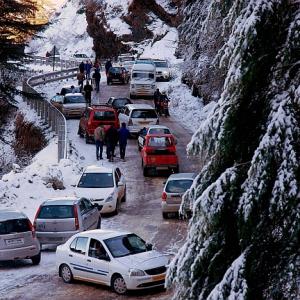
[60,264,73,284]
[143,166,148,177]
[111,274,127,295]
[172,166,179,174]
[31,252,41,265]
[78,127,84,138]
[162,212,169,219]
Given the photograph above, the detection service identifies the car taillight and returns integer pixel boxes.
[33,206,41,230]
[162,192,167,201]
[73,205,79,230]
[28,219,36,238]
[128,118,133,126]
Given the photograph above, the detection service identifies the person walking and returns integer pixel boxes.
[161,91,170,117]
[105,124,118,162]
[93,69,101,93]
[154,88,161,115]
[105,59,112,76]
[83,80,93,105]
[77,72,85,91]
[79,61,85,73]
[85,60,93,79]
[94,125,105,160]
[118,122,130,161]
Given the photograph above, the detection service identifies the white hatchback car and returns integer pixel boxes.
[56,229,168,295]
[75,165,126,215]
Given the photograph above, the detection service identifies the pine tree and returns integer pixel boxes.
[167,0,300,299]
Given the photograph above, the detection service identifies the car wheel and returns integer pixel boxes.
[31,252,41,265]
[121,188,126,202]
[112,274,127,295]
[143,166,148,177]
[162,212,169,219]
[78,127,84,138]
[61,264,73,283]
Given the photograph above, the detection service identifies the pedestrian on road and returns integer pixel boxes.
[93,69,101,93]
[118,122,130,161]
[94,125,105,160]
[83,80,93,105]
[161,91,170,117]
[106,124,118,162]
[85,60,93,79]
[79,61,85,73]
[154,88,161,114]
[77,72,85,91]
[105,59,112,76]
[94,58,101,71]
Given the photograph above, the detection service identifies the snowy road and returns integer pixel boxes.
[0,80,199,299]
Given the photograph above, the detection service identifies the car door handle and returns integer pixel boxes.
[69,254,73,257]
[87,259,91,262]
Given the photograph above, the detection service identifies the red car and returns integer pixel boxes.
[78,105,120,143]
[141,134,179,176]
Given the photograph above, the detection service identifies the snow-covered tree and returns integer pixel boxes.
[168,0,300,299]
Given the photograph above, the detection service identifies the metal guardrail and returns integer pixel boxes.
[22,66,78,162]
[23,55,79,69]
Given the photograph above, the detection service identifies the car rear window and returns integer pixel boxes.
[131,109,157,119]
[0,218,30,235]
[38,205,74,219]
[148,136,173,147]
[77,173,114,188]
[109,67,121,73]
[154,61,168,68]
[64,95,86,104]
[148,128,170,135]
[93,111,116,121]
[113,99,130,108]
[166,179,193,193]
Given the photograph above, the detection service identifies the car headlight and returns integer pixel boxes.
[129,268,146,277]
[163,71,169,75]
[105,193,114,202]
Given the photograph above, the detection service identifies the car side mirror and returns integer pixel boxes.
[145,243,153,251]
[98,253,110,261]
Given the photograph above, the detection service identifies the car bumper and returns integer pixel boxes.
[36,231,79,245]
[91,199,116,214]
[0,243,40,261]
[124,273,166,290]
[161,202,181,213]
[130,88,155,97]
[144,164,178,169]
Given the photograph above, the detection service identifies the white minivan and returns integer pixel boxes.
[118,104,159,135]
[130,63,156,98]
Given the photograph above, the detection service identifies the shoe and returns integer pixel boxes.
[100,157,103,160]
[96,157,99,161]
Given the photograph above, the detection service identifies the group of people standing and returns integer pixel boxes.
[154,88,170,117]
[94,123,130,162]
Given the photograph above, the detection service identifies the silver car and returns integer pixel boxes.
[161,173,196,218]
[0,210,41,264]
[34,197,101,246]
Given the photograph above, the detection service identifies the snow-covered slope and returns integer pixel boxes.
[26,0,94,58]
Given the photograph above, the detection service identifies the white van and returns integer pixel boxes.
[130,63,156,98]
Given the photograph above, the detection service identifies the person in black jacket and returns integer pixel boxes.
[106,124,118,162]
[79,61,85,73]
[105,59,112,76]
[93,70,101,93]
[83,81,93,105]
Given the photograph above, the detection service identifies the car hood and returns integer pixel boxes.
[115,250,168,270]
[74,187,114,201]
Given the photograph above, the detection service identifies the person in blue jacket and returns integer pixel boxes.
[118,122,130,161]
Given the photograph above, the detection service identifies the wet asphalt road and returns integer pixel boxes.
[0,80,200,300]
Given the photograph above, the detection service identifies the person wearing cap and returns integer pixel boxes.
[118,122,130,161]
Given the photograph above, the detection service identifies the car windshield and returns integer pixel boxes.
[38,205,74,219]
[119,56,135,62]
[135,60,153,64]
[0,218,30,235]
[148,128,170,135]
[166,179,193,193]
[109,67,122,73]
[148,136,173,147]
[113,99,130,108]
[131,109,157,118]
[64,95,86,104]
[154,61,168,68]
[93,111,115,121]
[104,234,147,258]
[77,172,114,188]
[132,72,154,79]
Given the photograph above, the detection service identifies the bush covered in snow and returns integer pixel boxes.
[167,1,300,299]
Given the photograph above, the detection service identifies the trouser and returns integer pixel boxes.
[86,95,91,105]
[106,142,115,160]
[95,80,100,92]
[78,80,83,91]
[164,108,170,117]
[119,143,127,159]
[95,140,104,159]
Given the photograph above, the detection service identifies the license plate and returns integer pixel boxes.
[156,166,168,170]
[5,238,24,246]
[139,121,150,125]
[152,274,166,281]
